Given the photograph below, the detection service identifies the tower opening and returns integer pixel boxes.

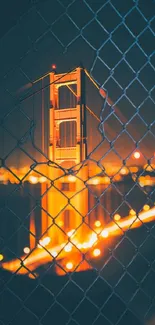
[60,121,77,147]
[58,85,77,109]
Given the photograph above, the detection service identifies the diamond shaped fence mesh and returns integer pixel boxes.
[0,0,155,324]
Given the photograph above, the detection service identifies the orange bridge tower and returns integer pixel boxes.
[41,67,88,246]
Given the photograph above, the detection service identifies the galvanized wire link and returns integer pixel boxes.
[0,1,155,325]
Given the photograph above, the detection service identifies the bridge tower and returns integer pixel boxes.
[43,67,88,245]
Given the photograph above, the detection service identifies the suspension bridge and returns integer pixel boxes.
[1,66,155,277]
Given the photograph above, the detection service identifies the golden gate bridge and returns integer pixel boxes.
[1,66,155,277]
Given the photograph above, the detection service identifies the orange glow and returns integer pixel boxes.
[93,248,101,257]
[38,236,51,248]
[143,205,150,211]
[2,208,155,276]
[145,175,151,180]
[144,164,155,171]
[113,174,122,182]
[120,167,128,175]
[52,64,56,70]
[139,176,154,187]
[114,214,121,221]
[28,273,38,279]
[103,176,110,183]
[52,251,58,257]
[133,151,140,159]
[2,66,155,278]
[29,176,38,184]
[94,220,101,227]
[101,230,109,238]
[0,254,4,261]
[129,209,136,216]
[82,242,90,249]
[39,176,47,183]
[77,243,82,249]
[58,220,64,227]
[68,175,76,182]
[23,247,30,254]
[86,233,98,247]
[64,243,72,252]
[67,229,75,237]
[66,262,73,270]
[0,166,144,185]
[0,168,51,185]
[102,207,155,236]
[91,178,99,185]
[129,166,139,173]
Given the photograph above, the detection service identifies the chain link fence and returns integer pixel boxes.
[0,0,155,324]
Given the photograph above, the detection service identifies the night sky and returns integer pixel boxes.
[0,0,155,168]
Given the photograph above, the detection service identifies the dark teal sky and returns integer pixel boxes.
[0,0,155,169]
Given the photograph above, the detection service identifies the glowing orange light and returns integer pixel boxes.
[120,167,128,175]
[87,233,98,247]
[129,209,136,216]
[104,207,155,235]
[143,205,150,211]
[133,151,140,159]
[58,220,64,227]
[0,254,4,261]
[101,230,109,238]
[52,251,58,257]
[145,164,155,172]
[67,229,75,237]
[28,273,38,279]
[104,176,110,183]
[2,206,155,275]
[129,166,138,173]
[29,176,38,184]
[23,247,30,254]
[82,242,89,249]
[94,220,101,227]
[38,236,51,248]
[114,214,121,221]
[92,178,99,185]
[3,202,155,276]
[64,243,72,252]
[68,175,76,182]
[66,262,73,270]
[52,64,56,70]
[39,176,47,183]
[93,248,101,257]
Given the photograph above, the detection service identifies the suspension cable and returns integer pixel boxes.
[84,68,110,102]
[19,67,103,124]
[19,67,79,104]
[84,69,100,90]
[66,85,100,123]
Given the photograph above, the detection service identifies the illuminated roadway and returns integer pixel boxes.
[2,206,155,276]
